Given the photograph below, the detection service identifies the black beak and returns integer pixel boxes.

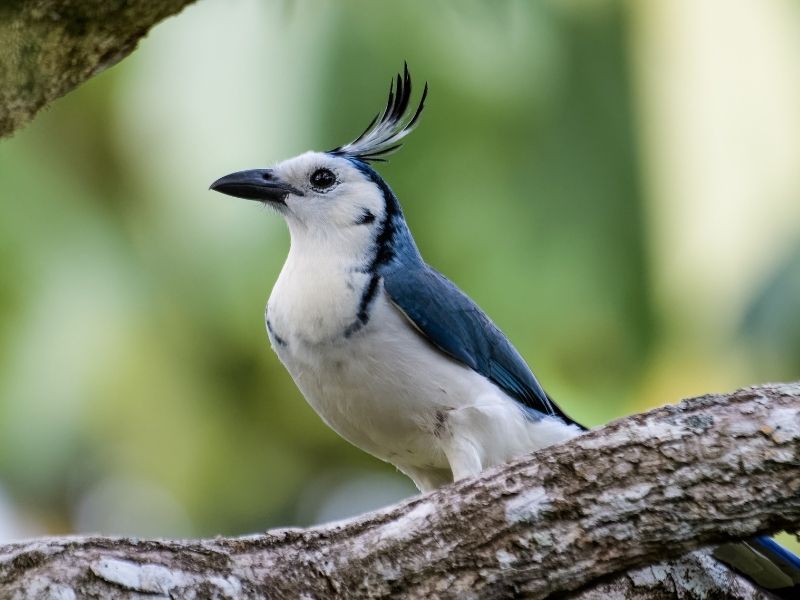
[209,169,303,204]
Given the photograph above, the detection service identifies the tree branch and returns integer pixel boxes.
[0,0,198,138]
[0,382,798,598]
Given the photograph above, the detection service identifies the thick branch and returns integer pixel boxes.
[1,382,798,599]
[0,0,197,138]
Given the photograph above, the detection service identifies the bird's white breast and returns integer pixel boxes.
[267,248,367,345]
[268,265,459,467]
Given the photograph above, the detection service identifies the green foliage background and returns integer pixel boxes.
[0,0,798,548]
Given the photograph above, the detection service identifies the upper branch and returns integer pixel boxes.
[0,0,198,138]
[0,382,798,599]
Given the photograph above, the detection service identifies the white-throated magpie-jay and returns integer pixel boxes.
[211,65,799,598]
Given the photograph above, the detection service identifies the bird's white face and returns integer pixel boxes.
[272,151,386,235]
[212,151,386,235]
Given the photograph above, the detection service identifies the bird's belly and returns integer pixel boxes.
[272,295,490,469]
[286,350,456,468]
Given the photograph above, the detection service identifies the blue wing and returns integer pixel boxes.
[381,264,580,426]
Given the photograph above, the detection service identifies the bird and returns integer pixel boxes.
[210,64,799,598]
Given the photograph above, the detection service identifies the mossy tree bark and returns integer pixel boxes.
[0,0,198,137]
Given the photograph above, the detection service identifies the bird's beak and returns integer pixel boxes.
[209,169,304,203]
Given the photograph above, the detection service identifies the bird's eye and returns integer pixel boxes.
[310,168,336,191]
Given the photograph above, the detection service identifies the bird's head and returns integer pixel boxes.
[211,65,426,245]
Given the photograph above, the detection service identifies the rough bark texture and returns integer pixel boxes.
[0,0,198,138]
[0,382,798,599]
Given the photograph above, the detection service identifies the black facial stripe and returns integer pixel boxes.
[267,319,288,347]
[340,158,405,339]
[357,274,380,322]
[343,201,394,337]
[343,321,361,338]
[344,273,380,338]
[354,209,376,226]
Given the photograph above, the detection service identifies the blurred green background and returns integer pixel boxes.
[1,0,800,547]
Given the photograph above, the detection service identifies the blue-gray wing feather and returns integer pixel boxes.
[381,264,579,426]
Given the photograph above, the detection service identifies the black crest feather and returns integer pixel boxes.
[329,63,428,163]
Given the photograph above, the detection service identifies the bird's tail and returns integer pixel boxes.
[714,536,800,599]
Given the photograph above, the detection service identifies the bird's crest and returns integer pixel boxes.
[329,63,428,163]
